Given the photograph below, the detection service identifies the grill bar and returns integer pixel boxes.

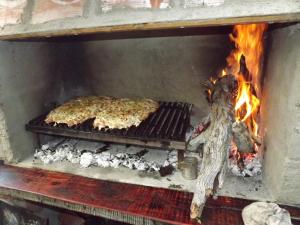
[26,101,192,150]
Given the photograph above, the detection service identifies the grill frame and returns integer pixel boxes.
[26,102,192,151]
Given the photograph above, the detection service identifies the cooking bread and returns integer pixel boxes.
[45,96,159,129]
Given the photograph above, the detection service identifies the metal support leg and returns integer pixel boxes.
[36,134,42,148]
[177,150,184,169]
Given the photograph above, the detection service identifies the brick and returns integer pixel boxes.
[101,0,170,13]
[0,0,27,28]
[31,0,86,24]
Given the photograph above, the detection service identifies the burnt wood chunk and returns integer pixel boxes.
[188,75,237,221]
[188,75,259,222]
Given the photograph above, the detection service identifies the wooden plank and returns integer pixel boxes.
[0,164,299,225]
[0,0,299,40]
[0,164,194,225]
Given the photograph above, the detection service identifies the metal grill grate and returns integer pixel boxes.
[26,102,192,150]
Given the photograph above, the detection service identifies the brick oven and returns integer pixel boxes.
[0,0,299,224]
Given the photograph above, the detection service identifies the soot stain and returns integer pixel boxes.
[134,149,149,158]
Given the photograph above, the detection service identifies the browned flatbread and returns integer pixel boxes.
[45,96,159,129]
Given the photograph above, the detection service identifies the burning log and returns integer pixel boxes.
[188,24,267,222]
[188,75,257,222]
[232,121,255,153]
[188,75,236,221]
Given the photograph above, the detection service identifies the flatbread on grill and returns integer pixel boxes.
[44,96,159,130]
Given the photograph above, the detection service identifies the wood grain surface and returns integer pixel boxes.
[0,164,299,225]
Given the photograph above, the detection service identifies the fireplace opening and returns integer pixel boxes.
[0,22,299,208]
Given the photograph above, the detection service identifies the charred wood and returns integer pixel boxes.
[232,121,255,153]
[188,74,259,222]
[188,75,236,222]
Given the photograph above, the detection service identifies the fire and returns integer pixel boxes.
[224,24,268,137]
[235,76,260,135]
[207,23,268,175]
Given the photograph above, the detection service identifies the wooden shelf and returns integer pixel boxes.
[0,164,300,224]
[0,0,299,40]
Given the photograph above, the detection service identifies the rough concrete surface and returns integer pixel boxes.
[16,155,272,202]
[31,0,86,24]
[262,23,300,205]
[60,34,229,110]
[0,0,299,39]
[0,32,228,161]
[0,107,12,161]
[0,41,63,162]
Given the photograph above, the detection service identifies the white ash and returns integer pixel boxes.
[41,144,49,151]
[67,151,81,164]
[34,139,81,164]
[190,120,262,177]
[95,152,112,168]
[75,140,106,154]
[34,139,177,172]
[143,148,169,165]
[229,153,262,177]
[163,150,177,167]
[80,152,94,168]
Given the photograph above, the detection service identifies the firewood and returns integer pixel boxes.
[187,56,262,221]
[188,75,236,222]
[188,75,260,221]
[232,121,255,153]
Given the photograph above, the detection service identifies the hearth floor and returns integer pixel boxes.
[14,156,273,202]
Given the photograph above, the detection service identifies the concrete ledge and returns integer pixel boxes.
[0,0,299,40]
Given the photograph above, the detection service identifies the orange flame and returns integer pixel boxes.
[225,24,267,136]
